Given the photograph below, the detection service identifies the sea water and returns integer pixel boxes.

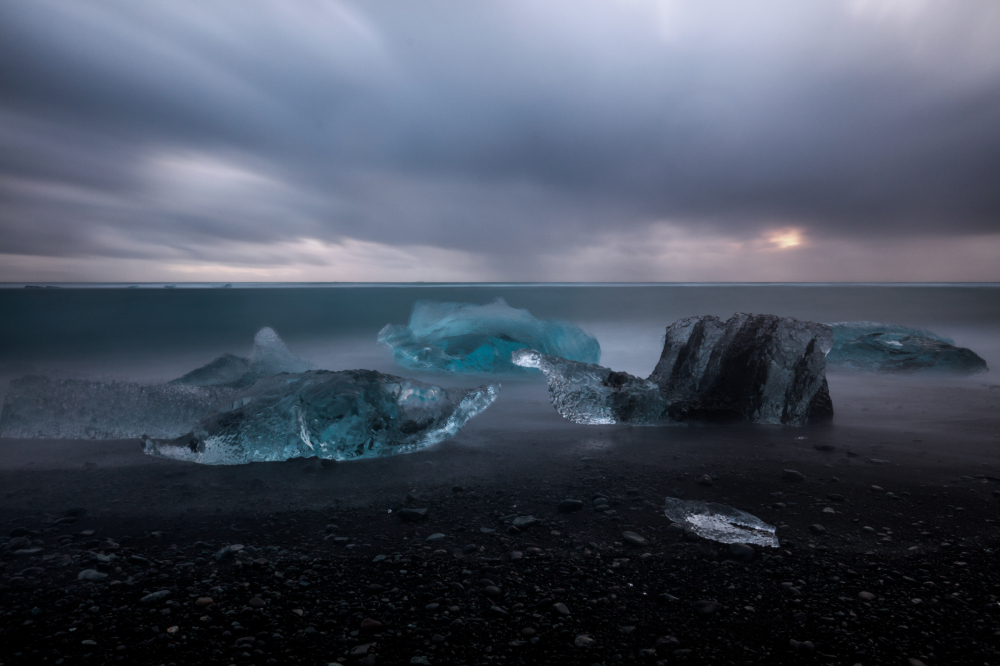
[1,283,998,448]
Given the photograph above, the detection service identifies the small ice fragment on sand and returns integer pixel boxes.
[664,497,778,548]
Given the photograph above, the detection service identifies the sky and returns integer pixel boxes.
[1,0,999,283]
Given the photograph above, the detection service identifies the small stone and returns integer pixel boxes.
[411,657,432,665]
[697,474,713,486]
[248,597,266,608]
[520,627,536,637]
[782,469,804,482]
[858,591,875,601]
[511,516,538,529]
[728,544,754,561]
[693,600,722,615]
[398,508,428,523]
[808,524,826,535]
[77,569,107,581]
[360,618,382,631]
[621,531,648,547]
[425,533,446,542]
[140,590,170,605]
[574,634,596,648]
[813,443,835,452]
[552,602,570,615]
[557,500,584,513]
[195,597,214,607]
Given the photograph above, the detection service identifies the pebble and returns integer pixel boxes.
[808,524,826,535]
[77,569,107,581]
[553,602,570,615]
[511,515,538,529]
[397,508,428,523]
[693,600,722,615]
[140,590,170,605]
[621,531,648,547]
[782,469,805,482]
[557,499,584,513]
[425,533,446,542]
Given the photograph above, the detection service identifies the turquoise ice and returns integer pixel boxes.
[143,370,499,464]
[378,298,600,374]
[827,321,987,374]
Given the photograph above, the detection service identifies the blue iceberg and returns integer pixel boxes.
[827,321,987,374]
[514,313,833,427]
[143,370,499,464]
[378,298,600,374]
[172,327,313,387]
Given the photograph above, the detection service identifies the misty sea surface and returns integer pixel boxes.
[1,283,998,453]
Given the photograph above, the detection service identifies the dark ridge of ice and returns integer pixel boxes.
[827,321,988,374]
[377,298,600,374]
[171,327,313,387]
[143,370,499,465]
[514,313,833,427]
[0,376,233,439]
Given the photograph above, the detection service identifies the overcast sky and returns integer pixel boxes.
[1,0,999,282]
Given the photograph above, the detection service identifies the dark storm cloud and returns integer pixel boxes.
[1,0,999,277]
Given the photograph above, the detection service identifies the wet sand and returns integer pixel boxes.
[2,376,1000,665]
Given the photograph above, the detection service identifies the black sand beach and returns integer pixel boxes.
[3,377,1000,666]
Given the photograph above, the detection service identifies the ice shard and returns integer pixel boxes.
[172,327,313,387]
[514,313,833,426]
[0,376,231,439]
[827,321,987,374]
[378,298,600,374]
[511,350,665,425]
[664,497,778,547]
[142,370,499,464]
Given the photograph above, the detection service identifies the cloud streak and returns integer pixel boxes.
[1,0,998,281]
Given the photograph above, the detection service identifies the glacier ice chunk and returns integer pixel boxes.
[0,376,231,439]
[664,497,778,547]
[378,298,600,374]
[514,313,833,426]
[827,321,987,374]
[142,370,499,465]
[172,327,313,387]
[511,350,665,425]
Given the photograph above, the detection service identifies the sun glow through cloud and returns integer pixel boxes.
[767,228,804,249]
